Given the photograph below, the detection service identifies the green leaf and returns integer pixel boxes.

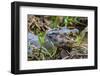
[38,32,46,46]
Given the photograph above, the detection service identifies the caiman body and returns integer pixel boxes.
[28,26,79,56]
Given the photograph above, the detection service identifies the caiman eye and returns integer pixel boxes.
[48,35,53,38]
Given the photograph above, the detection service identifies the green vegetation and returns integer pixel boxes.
[28,15,88,61]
